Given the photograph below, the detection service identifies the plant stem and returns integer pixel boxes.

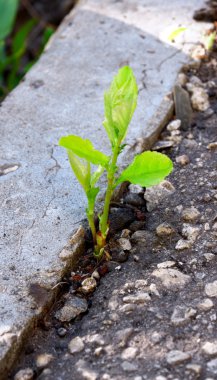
[87,201,96,245]
[99,143,120,240]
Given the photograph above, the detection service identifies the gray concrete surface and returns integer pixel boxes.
[0,0,210,376]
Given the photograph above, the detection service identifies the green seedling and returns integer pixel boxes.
[59,66,173,259]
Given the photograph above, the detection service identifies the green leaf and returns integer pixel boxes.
[67,150,91,192]
[204,31,216,51]
[90,165,105,187]
[103,66,138,145]
[0,0,19,40]
[117,151,173,187]
[168,27,187,42]
[59,135,109,167]
[12,19,36,56]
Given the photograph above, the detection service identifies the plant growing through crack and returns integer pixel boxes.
[59,66,173,259]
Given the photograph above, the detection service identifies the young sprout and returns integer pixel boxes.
[59,66,173,259]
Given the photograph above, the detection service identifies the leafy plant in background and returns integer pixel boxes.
[0,0,54,98]
[59,66,173,259]
[203,30,216,51]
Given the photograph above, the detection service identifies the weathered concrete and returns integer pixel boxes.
[0,0,210,376]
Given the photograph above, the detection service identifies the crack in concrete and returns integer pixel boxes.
[45,147,61,178]
[157,50,181,72]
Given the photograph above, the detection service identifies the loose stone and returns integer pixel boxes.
[205,281,217,297]
[202,342,217,356]
[68,336,84,354]
[186,363,202,375]
[118,238,132,251]
[14,368,34,380]
[81,277,97,294]
[197,298,214,311]
[182,206,200,222]
[128,184,143,194]
[123,292,151,304]
[191,87,210,111]
[121,347,138,359]
[207,142,217,150]
[57,327,67,337]
[115,328,134,348]
[124,193,145,207]
[167,119,181,131]
[152,268,191,289]
[156,223,174,237]
[149,283,160,296]
[176,154,190,165]
[157,261,176,269]
[121,361,138,372]
[203,253,215,262]
[166,350,191,365]
[36,353,54,368]
[207,358,217,374]
[171,305,196,326]
[76,359,98,380]
[182,224,200,242]
[173,84,192,130]
[175,239,192,250]
[55,296,88,322]
[177,73,188,87]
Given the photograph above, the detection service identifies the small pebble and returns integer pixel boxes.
[205,281,217,297]
[207,142,217,150]
[118,238,132,251]
[186,363,202,375]
[14,368,34,380]
[176,154,190,165]
[123,292,151,304]
[157,261,176,269]
[36,353,53,369]
[81,277,97,294]
[175,239,191,250]
[156,223,174,237]
[121,347,138,359]
[166,119,181,131]
[197,299,214,311]
[202,341,217,356]
[166,350,191,365]
[57,327,67,337]
[68,336,84,354]
[182,206,200,222]
[121,361,138,372]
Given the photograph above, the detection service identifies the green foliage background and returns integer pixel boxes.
[0,0,54,99]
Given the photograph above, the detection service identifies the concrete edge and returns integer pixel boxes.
[1,226,85,379]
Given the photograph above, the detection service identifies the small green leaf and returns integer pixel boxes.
[12,19,36,56]
[204,31,216,51]
[59,135,109,167]
[168,27,187,42]
[67,150,90,192]
[117,151,173,187]
[103,66,138,145]
[90,165,105,187]
[0,0,19,41]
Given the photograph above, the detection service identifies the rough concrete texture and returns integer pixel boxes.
[0,0,210,376]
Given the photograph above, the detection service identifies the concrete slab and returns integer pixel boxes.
[0,0,211,376]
